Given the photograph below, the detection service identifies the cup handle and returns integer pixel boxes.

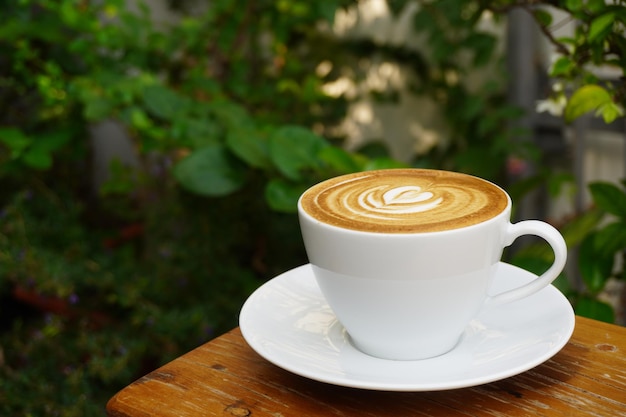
[487,220,567,307]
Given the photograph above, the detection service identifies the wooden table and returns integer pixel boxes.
[107,316,626,416]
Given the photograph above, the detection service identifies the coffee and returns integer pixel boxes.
[300,169,508,233]
[298,168,566,359]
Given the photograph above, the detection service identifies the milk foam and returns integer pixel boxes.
[300,169,508,233]
[359,185,443,215]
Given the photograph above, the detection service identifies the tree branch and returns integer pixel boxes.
[487,2,571,57]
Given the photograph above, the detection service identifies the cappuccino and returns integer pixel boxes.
[297,168,566,359]
[300,169,508,233]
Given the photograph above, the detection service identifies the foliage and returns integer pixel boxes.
[406,0,533,180]
[509,0,626,123]
[346,0,533,182]
[385,0,626,325]
[576,182,626,321]
[509,181,626,323]
[0,0,364,414]
[501,0,626,322]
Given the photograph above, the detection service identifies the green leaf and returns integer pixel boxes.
[459,95,485,121]
[277,79,301,95]
[508,173,546,205]
[226,129,272,170]
[596,101,624,124]
[22,148,53,170]
[268,126,328,181]
[318,146,362,173]
[593,222,626,255]
[99,160,136,195]
[84,97,114,121]
[32,129,74,153]
[0,128,31,155]
[264,179,309,213]
[550,56,575,77]
[454,147,501,179]
[208,100,255,130]
[413,9,438,38]
[565,85,613,122]
[355,141,392,159]
[547,172,574,197]
[142,84,187,120]
[559,208,604,248]
[130,108,152,130]
[589,182,626,218]
[575,297,615,323]
[363,157,408,171]
[565,0,583,12]
[316,2,342,23]
[465,32,497,67]
[180,118,221,149]
[579,232,614,294]
[533,9,553,27]
[587,0,607,14]
[173,145,245,197]
[60,0,80,26]
[588,12,615,42]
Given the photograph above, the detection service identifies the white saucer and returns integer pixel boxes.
[239,263,575,391]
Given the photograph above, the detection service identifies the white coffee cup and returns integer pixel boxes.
[297,168,567,360]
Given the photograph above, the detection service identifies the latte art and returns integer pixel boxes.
[358,185,443,216]
[300,169,509,233]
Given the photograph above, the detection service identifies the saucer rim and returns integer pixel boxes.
[239,262,575,391]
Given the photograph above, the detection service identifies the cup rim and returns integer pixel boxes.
[297,169,512,237]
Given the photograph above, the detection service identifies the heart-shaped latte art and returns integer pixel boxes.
[360,185,443,215]
[383,186,432,205]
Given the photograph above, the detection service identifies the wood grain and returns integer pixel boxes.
[107,316,626,417]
